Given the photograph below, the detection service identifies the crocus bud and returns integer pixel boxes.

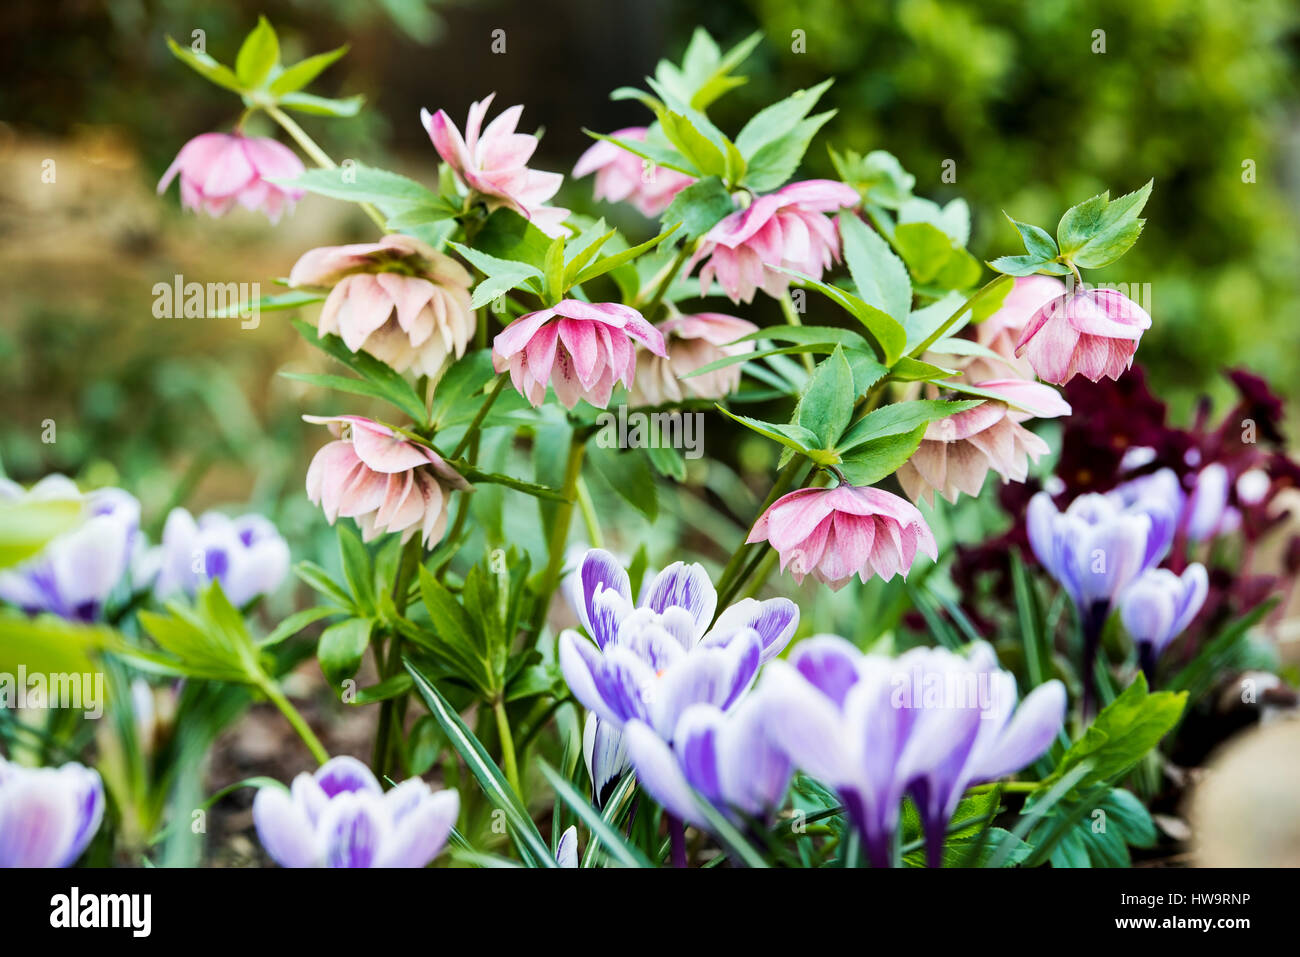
[157,133,304,223]
[690,180,859,304]
[0,756,104,867]
[629,312,758,407]
[304,415,471,548]
[1015,287,1152,384]
[1120,564,1209,664]
[492,300,666,409]
[421,93,570,236]
[747,485,938,590]
[290,234,475,379]
[252,756,458,868]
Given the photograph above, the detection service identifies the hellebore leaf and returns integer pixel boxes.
[796,345,856,448]
[837,399,980,453]
[268,45,348,95]
[835,423,927,486]
[839,212,912,322]
[1056,180,1152,268]
[317,617,374,686]
[235,16,280,89]
[165,36,244,93]
[660,176,735,240]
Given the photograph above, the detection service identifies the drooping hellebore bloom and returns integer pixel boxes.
[558,548,799,749]
[0,476,139,622]
[289,234,475,378]
[760,636,1065,867]
[1015,287,1152,385]
[421,93,570,236]
[1120,563,1209,680]
[305,415,471,547]
[691,180,860,304]
[147,507,291,607]
[573,127,694,217]
[622,696,793,832]
[747,484,938,591]
[897,380,1072,506]
[628,312,758,407]
[0,756,105,867]
[252,756,458,868]
[492,300,667,409]
[964,276,1067,382]
[157,132,305,223]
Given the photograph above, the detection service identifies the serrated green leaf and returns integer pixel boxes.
[796,345,855,448]
[268,45,348,95]
[235,16,280,88]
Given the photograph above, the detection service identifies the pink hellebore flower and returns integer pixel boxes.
[1015,286,1152,385]
[289,234,475,378]
[965,276,1066,382]
[572,127,694,217]
[747,485,938,591]
[691,180,859,304]
[492,300,667,410]
[304,415,470,547]
[897,379,1072,506]
[421,93,570,237]
[629,312,758,407]
[157,132,304,223]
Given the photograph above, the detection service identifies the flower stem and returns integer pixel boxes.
[452,373,509,459]
[264,103,388,233]
[259,679,329,766]
[576,476,602,548]
[780,292,815,373]
[642,242,693,319]
[492,695,523,797]
[530,430,586,637]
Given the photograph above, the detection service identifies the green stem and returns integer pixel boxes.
[531,431,586,636]
[374,535,424,776]
[575,476,602,548]
[642,242,693,319]
[260,680,329,765]
[492,696,522,797]
[910,274,1013,358]
[714,456,808,605]
[451,373,508,459]
[780,292,815,373]
[264,103,388,233]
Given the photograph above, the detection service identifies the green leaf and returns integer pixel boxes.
[1006,214,1059,260]
[587,444,658,521]
[987,254,1062,278]
[836,423,927,486]
[235,16,280,89]
[829,146,916,209]
[283,165,440,211]
[291,318,429,425]
[659,176,735,241]
[404,659,557,867]
[405,714,446,775]
[796,345,855,448]
[258,606,341,647]
[450,242,545,309]
[277,92,365,117]
[1034,674,1186,797]
[211,288,324,319]
[337,525,375,614]
[839,213,912,321]
[0,499,81,570]
[318,617,374,686]
[781,270,907,364]
[717,408,824,458]
[838,399,979,452]
[581,130,695,178]
[268,45,348,95]
[742,110,836,193]
[1056,180,1152,268]
[573,224,679,287]
[736,79,834,160]
[165,36,243,93]
[895,222,982,290]
[293,561,354,610]
[538,761,649,868]
[350,673,414,705]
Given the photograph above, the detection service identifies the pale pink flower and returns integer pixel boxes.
[897,380,1072,505]
[691,180,859,304]
[304,416,470,547]
[1015,287,1152,385]
[289,234,474,378]
[747,485,938,591]
[421,93,570,237]
[629,312,757,407]
[572,127,694,217]
[965,276,1067,381]
[157,133,304,223]
[492,300,667,409]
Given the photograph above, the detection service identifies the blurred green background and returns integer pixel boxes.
[1,0,1297,530]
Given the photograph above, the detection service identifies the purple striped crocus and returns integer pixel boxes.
[622,695,793,832]
[1027,477,1178,710]
[760,637,1065,867]
[252,756,458,868]
[1120,564,1209,680]
[147,507,290,607]
[558,548,798,762]
[0,756,104,868]
[0,475,139,622]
